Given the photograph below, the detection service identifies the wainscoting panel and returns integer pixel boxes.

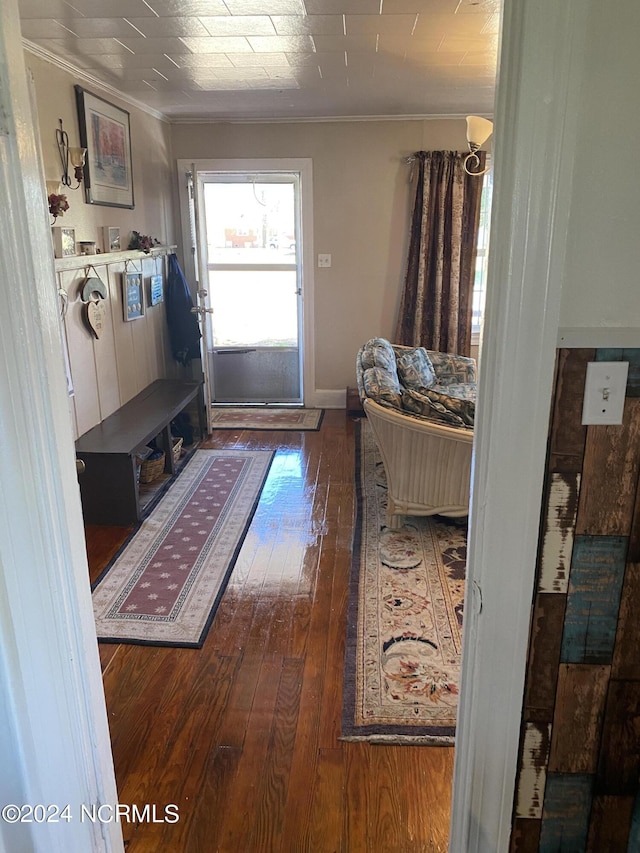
[510,347,640,852]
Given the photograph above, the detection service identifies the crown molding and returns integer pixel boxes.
[22,39,169,124]
[169,112,493,125]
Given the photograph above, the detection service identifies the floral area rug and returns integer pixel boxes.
[210,407,323,431]
[342,420,467,744]
[92,449,274,647]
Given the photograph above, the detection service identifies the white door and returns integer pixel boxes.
[178,157,315,410]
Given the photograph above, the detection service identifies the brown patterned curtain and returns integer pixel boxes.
[395,150,485,356]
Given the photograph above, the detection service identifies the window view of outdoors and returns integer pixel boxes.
[472,171,493,338]
[203,181,298,348]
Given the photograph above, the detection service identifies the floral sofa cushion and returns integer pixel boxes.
[395,347,436,391]
[357,338,477,427]
[361,366,402,409]
[359,337,399,376]
[401,388,475,428]
[427,351,476,386]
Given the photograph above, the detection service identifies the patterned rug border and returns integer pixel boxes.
[210,406,324,431]
[341,420,462,745]
[91,449,275,649]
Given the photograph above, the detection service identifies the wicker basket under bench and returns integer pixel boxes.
[75,379,204,525]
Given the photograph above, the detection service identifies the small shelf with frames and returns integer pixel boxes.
[54,244,178,273]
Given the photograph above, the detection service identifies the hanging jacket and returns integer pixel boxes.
[165,253,201,366]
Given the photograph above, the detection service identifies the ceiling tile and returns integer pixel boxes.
[345,14,418,35]
[40,18,151,39]
[164,53,235,68]
[455,0,501,13]
[312,34,378,52]
[227,52,290,66]
[57,0,158,17]
[122,17,212,37]
[438,34,498,51]
[178,36,253,53]
[117,37,190,54]
[413,12,489,35]
[270,15,343,35]
[381,0,458,11]
[30,37,131,55]
[247,35,315,52]
[198,16,276,36]
[378,34,442,53]
[223,0,305,12]
[140,0,230,13]
[304,0,380,12]
[18,0,81,19]
[20,19,72,38]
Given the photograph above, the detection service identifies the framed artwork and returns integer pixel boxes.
[149,274,164,306]
[51,226,76,259]
[103,226,121,252]
[75,85,134,209]
[123,272,144,321]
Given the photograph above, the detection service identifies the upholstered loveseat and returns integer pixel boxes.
[356,337,476,528]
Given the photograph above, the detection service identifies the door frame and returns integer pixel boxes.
[177,158,316,407]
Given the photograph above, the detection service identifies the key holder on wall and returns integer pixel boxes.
[79,266,108,340]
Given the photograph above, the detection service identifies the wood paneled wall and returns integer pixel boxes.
[58,255,171,439]
[511,348,640,852]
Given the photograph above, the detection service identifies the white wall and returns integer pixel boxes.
[559,3,640,330]
[171,119,475,392]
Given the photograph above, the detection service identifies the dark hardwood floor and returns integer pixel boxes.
[86,410,454,852]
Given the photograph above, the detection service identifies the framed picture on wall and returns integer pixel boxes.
[149,274,163,306]
[122,272,144,321]
[75,85,134,209]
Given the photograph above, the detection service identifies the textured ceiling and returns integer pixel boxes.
[19,0,500,121]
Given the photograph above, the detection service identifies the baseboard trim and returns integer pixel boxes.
[308,389,347,409]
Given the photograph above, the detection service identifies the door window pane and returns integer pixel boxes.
[209,269,298,348]
[204,182,296,265]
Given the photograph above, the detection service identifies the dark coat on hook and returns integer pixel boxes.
[165,253,201,366]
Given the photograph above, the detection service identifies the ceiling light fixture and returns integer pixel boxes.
[56,118,86,189]
[464,115,493,176]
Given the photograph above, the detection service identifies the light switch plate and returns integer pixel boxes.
[581,361,629,425]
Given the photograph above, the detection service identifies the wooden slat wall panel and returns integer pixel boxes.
[576,399,640,536]
[560,535,628,664]
[548,664,609,773]
[539,773,593,852]
[539,473,580,593]
[524,594,565,723]
[548,348,593,473]
[511,348,640,851]
[597,680,640,796]
[586,795,634,853]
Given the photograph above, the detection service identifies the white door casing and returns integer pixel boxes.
[0,1,123,851]
[177,158,316,407]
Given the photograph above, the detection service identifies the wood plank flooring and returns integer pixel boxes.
[86,410,454,852]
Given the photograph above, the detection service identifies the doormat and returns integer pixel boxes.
[210,406,324,431]
[91,449,274,647]
[342,421,466,744]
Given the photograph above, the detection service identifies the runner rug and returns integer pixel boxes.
[210,407,324,431]
[92,449,274,648]
[342,421,467,744]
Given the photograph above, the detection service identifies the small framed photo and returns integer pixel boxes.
[52,226,76,259]
[103,227,120,252]
[122,272,144,321]
[149,274,163,306]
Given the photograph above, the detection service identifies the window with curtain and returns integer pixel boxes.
[471,170,493,343]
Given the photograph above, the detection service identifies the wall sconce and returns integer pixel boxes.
[56,118,86,189]
[464,115,493,176]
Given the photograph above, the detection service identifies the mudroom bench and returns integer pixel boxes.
[75,379,205,525]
